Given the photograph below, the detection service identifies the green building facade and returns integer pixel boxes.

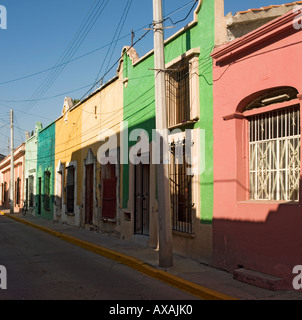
[120,0,220,262]
[36,121,56,220]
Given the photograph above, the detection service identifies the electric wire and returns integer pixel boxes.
[0,1,201,154]
[0,1,196,88]
[93,0,133,86]
[19,0,110,115]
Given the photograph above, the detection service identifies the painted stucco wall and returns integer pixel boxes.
[212,11,302,287]
[37,122,55,220]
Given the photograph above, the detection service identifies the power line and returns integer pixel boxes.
[0,0,200,136]
[19,1,107,114]
[79,28,152,103]
[14,115,26,142]
[0,25,149,88]
[93,0,199,91]
[19,0,110,115]
[0,1,196,89]
[94,0,133,85]
[0,83,96,104]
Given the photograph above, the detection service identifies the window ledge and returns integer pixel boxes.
[237,200,300,205]
[101,217,116,223]
[168,118,199,130]
[172,230,195,238]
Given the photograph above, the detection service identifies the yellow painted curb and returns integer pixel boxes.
[1,212,237,300]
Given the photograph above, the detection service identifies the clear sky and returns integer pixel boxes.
[0,0,294,155]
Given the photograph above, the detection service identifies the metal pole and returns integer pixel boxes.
[153,0,173,268]
[10,109,14,214]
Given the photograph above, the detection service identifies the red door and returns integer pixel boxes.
[102,164,116,219]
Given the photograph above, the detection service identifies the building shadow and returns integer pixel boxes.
[212,177,302,290]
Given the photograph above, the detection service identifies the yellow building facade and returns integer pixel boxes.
[54,66,123,229]
[54,97,83,225]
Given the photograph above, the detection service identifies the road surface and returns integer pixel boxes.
[0,215,199,301]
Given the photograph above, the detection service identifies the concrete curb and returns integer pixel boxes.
[1,212,237,300]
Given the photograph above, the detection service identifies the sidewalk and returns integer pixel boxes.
[1,208,302,300]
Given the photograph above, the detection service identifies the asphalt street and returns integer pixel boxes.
[0,215,199,301]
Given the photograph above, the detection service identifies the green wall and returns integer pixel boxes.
[122,0,214,223]
[24,122,42,213]
[36,121,56,220]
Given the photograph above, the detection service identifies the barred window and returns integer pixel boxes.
[66,166,75,213]
[166,61,190,128]
[169,139,193,234]
[249,106,300,201]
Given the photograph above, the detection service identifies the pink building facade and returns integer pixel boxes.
[211,8,302,289]
[0,143,25,213]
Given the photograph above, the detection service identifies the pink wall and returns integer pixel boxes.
[0,144,25,212]
[212,12,302,288]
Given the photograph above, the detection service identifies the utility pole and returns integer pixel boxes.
[10,109,14,215]
[131,29,135,47]
[153,0,173,268]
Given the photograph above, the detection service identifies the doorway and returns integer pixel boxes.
[38,177,42,215]
[101,163,117,219]
[134,163,150,235]
[85,164,94,224]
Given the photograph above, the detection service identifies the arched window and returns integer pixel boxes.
[244,87,300,201]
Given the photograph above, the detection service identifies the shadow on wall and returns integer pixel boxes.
[213,178,302,290]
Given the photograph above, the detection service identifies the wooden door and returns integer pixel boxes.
[134,163,150,235]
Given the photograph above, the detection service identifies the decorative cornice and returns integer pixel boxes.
[212,8,301,63]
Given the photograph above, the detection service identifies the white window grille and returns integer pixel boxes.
[249,106,300,201]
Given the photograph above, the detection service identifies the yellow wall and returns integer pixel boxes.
[54,66,123,226]
[55,102,82,206]
[81,77,123,152]
[81,73,123,209]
